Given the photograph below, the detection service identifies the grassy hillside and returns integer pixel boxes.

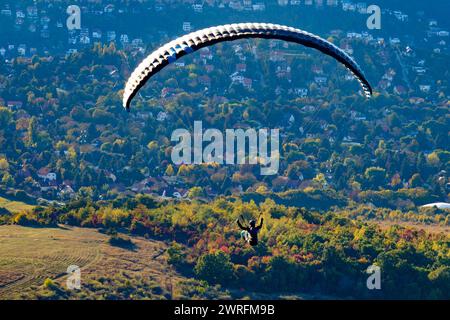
[0,225,224,300]
[0,196,35,214]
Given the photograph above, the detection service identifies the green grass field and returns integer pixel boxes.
[0,196,35,213]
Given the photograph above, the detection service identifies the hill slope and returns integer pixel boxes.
[0,225,193,299]
[0,196,35,214]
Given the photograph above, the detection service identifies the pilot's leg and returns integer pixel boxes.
[241,230,250,242]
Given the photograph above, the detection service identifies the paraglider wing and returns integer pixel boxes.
[123,23,372,110]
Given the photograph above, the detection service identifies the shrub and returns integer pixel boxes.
[108,234,134,248]
[13,212,37,226]
[43,278,57,290]
[194,251,234,285]
[167,242,187,267]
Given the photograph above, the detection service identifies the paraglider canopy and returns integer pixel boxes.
[123,23,373,110]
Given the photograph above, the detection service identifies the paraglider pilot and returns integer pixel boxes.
[237,215,263,246]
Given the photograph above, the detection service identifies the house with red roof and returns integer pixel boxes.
[37,167,57,181]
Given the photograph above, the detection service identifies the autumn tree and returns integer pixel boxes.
[194,251,234,285]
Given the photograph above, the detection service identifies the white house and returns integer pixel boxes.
[37,168,57,181]
[157,111,168,122]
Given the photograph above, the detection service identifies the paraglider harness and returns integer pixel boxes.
[237,214,263,246]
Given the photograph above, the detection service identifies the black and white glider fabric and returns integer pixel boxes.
[123,23,372,110]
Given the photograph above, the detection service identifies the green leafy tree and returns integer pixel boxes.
[409,173,423,188]
[194,251,234,285]
[364,167,387,189]
[26,116,38,147]
[188,186,205,199]
[0,158,9,171]
[0,107,12,127]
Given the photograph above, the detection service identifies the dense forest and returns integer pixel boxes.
[0,1,449,208]
[0,40,448,209]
